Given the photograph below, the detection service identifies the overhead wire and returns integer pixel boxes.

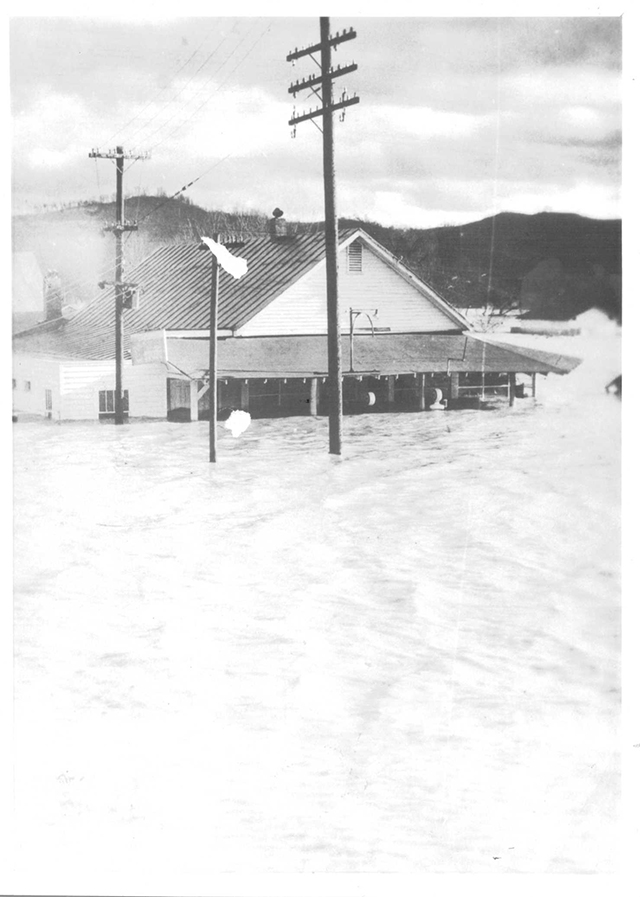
[122,20,274,235]
[135,20,264,161]
[58,18,273,305]
[126,154,233,235]
[155,21,272,149]
[121,21,241,151]
[101,21,221,148]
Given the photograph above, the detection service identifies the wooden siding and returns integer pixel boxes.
[58,361,168,420]
[237,242,457,337]
[12,355,62,419]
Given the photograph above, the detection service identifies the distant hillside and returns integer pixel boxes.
[11,196,269,323]
[339,212,622,321]
[12,198,621,327]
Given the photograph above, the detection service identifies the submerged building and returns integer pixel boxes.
[12,223,580,422]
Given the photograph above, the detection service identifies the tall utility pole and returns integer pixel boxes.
[89,146,149,424]
[287,19,359,455]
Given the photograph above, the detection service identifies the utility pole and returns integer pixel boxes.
[199,234,247,463]
[200,235,220,463]
[89,146,149,424]
[287,20,359,455]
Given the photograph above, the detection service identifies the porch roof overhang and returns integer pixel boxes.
[160,332,581,380]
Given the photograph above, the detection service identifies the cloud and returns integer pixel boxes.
[10,17,622,226]
[13,93,102,186]
[504,65,620,109]
[28,148,74,169]
[375,106,484,139]
[505,17,622,69]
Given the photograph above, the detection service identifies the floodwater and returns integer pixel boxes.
[10,329,621,887]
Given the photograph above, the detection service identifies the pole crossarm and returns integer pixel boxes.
[288,63,358,95]
[98,280,138,290]
[89,149,151,160]
[90,144,148,424]
[103,222,139,233]
[286,27,356,61]
[288,18,359,454]
[289,95,359,126]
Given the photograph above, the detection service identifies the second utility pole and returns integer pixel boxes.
[89,145,149,424]
[208,236,220,463]
[113,150,129,426]
[287,19,359,455]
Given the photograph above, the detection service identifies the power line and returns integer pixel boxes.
[143,20,272,159]
[101,20,224,148]
[125,22,256,160]
[32,155,235,304]
[129,155,233,229]
[121,22,241,151]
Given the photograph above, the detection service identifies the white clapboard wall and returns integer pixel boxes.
[238,240,459,337]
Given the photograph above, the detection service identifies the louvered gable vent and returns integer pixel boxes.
[347,240,363,273]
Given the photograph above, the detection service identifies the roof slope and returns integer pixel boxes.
[14,228,472,360]
[165,333,582,378]
[13,231,355,359]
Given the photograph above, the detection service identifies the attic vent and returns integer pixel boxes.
[347,240,363,273]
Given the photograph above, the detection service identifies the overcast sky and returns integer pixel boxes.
[10,12,623,227]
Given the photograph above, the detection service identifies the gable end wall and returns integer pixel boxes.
[237,243,458,336]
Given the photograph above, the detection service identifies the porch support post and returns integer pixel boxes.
[189,379,199,422]
[309,378,319,416]
[508,373,517,406]
[240,380,250,411]
[387,375,395,406]
[418,373,426,411]
[531,373,537,398]
[450,372,460,401]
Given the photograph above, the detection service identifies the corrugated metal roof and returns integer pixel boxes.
[12,229,581,378]
[14,227,473,360]
[16,231,353,360]
[165,334,581,378]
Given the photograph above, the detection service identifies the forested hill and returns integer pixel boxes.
[339,212,621,321]
[12,197,621,324]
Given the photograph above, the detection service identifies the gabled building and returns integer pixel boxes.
[12,224,580,421]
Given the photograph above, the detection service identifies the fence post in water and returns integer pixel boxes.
[309,378,318,416]
[240,381,250,411]
[189,380,199,423]
[387,375,395,407]
[418,373,426,411]
[508,373,517,406]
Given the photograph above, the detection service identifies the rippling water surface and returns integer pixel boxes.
[11,332,621,883]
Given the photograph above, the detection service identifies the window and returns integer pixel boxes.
[24,381,31,392]
[347,241,363,273]
[99,389,129,417]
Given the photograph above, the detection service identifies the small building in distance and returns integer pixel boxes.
[12,219,581,422]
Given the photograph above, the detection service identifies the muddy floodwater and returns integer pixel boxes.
[11,330,621,885]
